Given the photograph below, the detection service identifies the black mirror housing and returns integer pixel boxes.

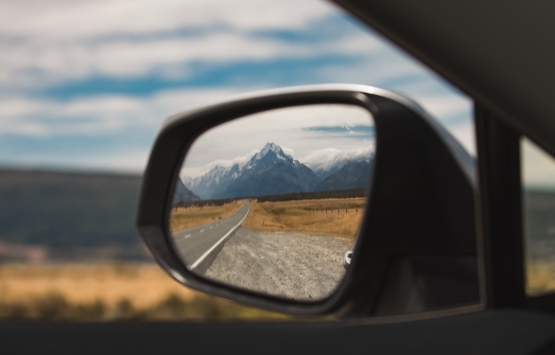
[136,84,478,317]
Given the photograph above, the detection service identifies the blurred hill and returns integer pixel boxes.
[0,169,147,261]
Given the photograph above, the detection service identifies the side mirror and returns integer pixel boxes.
[136,84,478,317]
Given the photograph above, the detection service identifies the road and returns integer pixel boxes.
[171,200,251,273]
[171,199,353,300]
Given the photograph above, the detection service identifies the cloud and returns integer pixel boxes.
[302,146,374,174]
[0,0,376,92]
[281,146,295,157]
[0,0,476,173]
[0,0,335,39]
[0,87,245,137]
[303,125,375,140]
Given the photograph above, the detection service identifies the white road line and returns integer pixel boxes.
[184,234,191,239]
[200,229,204,233]
[189,203,251,270]
[210,226,213,229]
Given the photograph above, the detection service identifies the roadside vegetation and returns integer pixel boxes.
[0,263,288,321]
[170,200,244,232]
[242,198,366,238]
[526,261,555,296]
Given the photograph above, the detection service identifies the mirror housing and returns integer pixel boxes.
[136,84,478,317]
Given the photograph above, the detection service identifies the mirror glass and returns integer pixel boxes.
[169,104,375,301]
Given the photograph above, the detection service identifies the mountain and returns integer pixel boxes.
[185,143,321,199]
[302,147,374,179]
[173,179,200,202]
[315,160,373,191]
[183,158,246,200]
[220,143,321,199]
[0,169,144,251]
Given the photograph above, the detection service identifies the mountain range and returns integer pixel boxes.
[315,160,373,191]
[178,142,373,201]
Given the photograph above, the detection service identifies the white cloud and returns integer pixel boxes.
[0,87,245,136]
[0,0,476,173]
[0,0,335,39]
[0,0,368,90]
[282,146,295,157]
[415,95,472,121]
[0,30,382,91]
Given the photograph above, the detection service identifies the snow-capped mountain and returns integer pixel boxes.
[181,143,375,200]
[302,147,374,179]
[182,142,321,199]
[183,164,241,199]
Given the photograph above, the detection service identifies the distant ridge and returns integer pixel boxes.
[315,160,373,191]
[173,188,368,208]
[0,169,144,258]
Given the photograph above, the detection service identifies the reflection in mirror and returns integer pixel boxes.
[170,104,375,301]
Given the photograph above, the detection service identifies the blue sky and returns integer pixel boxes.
[0,0,474,173]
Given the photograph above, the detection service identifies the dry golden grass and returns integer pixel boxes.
[170,200,243,232]
[526,261,555,295]
[242,198,366,239]
[0,263,291,320]
[0,263,195,309]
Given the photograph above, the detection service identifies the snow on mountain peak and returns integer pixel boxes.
[183,143,296,198]
[262,142,279,153]
[302,146,374,178]
[252,142,292,162]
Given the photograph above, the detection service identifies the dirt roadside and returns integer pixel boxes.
[205,227,353,300]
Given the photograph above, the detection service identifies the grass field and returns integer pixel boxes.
[242,198,366,238]
[0,263,288,320]
[170,200,244,232]
[526,261,555,296]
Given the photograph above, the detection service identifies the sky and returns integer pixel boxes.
[0,0,475,174]
[181,104,375,177]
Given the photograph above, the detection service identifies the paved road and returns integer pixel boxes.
[171,200,251,273]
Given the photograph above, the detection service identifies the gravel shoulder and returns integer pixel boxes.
[205,227,353,300]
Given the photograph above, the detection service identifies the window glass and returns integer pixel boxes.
[522,137,555,296]
[0,0,474,321]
